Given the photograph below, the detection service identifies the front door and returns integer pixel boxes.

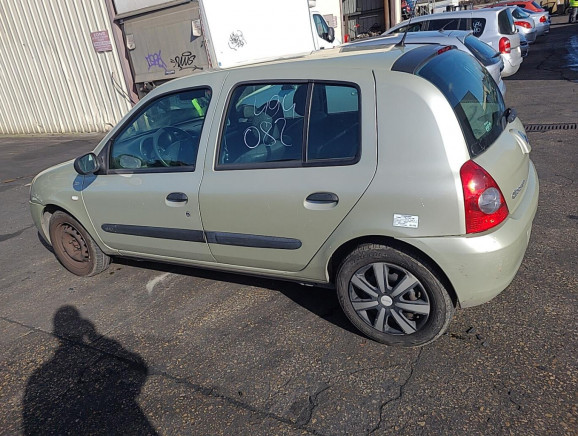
[81,87,215,262]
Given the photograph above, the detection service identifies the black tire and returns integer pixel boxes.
[48,211,110,276]
[336,243,454,347]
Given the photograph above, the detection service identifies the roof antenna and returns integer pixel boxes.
[395,2,416,47]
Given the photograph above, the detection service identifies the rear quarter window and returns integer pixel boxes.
[498,10,516,34]
[471,18,486,37]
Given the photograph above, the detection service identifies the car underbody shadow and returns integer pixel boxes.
[113,257,364,338]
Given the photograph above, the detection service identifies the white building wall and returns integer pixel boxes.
[0,0,133,134]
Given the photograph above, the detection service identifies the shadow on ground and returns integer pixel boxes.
[22,306,158,435]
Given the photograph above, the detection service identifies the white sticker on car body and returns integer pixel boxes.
[393,214,419,228]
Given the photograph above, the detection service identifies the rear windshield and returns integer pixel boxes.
[463,34,501,66]
[417,50,506,157]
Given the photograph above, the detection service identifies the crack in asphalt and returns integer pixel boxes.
[0,315,327,435]
[146,368,327,435]
[368,348,424,435]
[294,383,331,428]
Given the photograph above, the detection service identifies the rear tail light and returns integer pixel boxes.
[460,160,509,234]
[515,21,532,29]
[540,15,547,22]
[499,37,511,54]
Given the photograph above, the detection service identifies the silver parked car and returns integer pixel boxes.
[29,43,539,346]
[343,30,507,96]
[519,32,529,57]
[384,7,523,77]
[521,8,550,37]
[507,6,537,43]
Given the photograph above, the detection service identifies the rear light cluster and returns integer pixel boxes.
[460,160,509,234]
[515,21,532,29]
[499,37,511,54]
[540,15,547,22]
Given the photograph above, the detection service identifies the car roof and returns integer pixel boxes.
[343,30,472,48]
[388,6,510,31]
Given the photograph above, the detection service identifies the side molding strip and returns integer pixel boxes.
[101,224,206,243]
[206,231,302,250]
[101,225,302,250]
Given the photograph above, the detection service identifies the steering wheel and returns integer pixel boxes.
[152,126,194,167]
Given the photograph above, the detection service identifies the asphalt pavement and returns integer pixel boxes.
[0,15,576,436]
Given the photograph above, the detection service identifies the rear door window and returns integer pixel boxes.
[427,18,460,31]
[217,82,360,168]
[392,21,426,33]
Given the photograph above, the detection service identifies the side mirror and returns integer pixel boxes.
[73,152,100,175]
[325,27,335,43]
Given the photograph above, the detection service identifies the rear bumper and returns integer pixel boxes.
[501,49,523,77]
[400,161,539,308]
[520,28,537,44]
[536,23,550,37]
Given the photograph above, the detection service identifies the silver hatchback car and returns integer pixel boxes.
[384,7,523,77]
[343,30,507,96]
[30,44,539,346]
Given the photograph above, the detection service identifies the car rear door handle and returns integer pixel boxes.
[166,192,188,203]
[306,192,339,204]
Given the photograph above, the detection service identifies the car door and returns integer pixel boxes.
[80,86,219,262]
[198,70,377,272]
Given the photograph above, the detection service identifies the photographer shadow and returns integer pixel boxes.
[22,305,158,435]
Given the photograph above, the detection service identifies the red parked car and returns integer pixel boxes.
[487,1,546,12]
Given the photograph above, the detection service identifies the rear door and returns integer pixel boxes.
[199,69,377,272]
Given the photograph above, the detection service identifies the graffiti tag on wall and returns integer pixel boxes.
[228,30,246,50]
[170,52,202,71]
[145,50,175,75]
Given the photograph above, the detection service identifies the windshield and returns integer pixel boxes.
[463,34,501,66]
[531,1,542,9]
[417,50,506,157]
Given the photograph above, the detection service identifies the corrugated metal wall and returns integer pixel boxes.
[0,0,133,134]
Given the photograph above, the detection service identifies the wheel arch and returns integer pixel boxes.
[327,236,459,308]
[40,204,100,249]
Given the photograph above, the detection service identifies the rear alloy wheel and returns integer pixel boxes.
[49,211,110,276]
[336,244,454,346]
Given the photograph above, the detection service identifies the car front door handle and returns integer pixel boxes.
[166,192,188,203]
[306,192,339,204]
